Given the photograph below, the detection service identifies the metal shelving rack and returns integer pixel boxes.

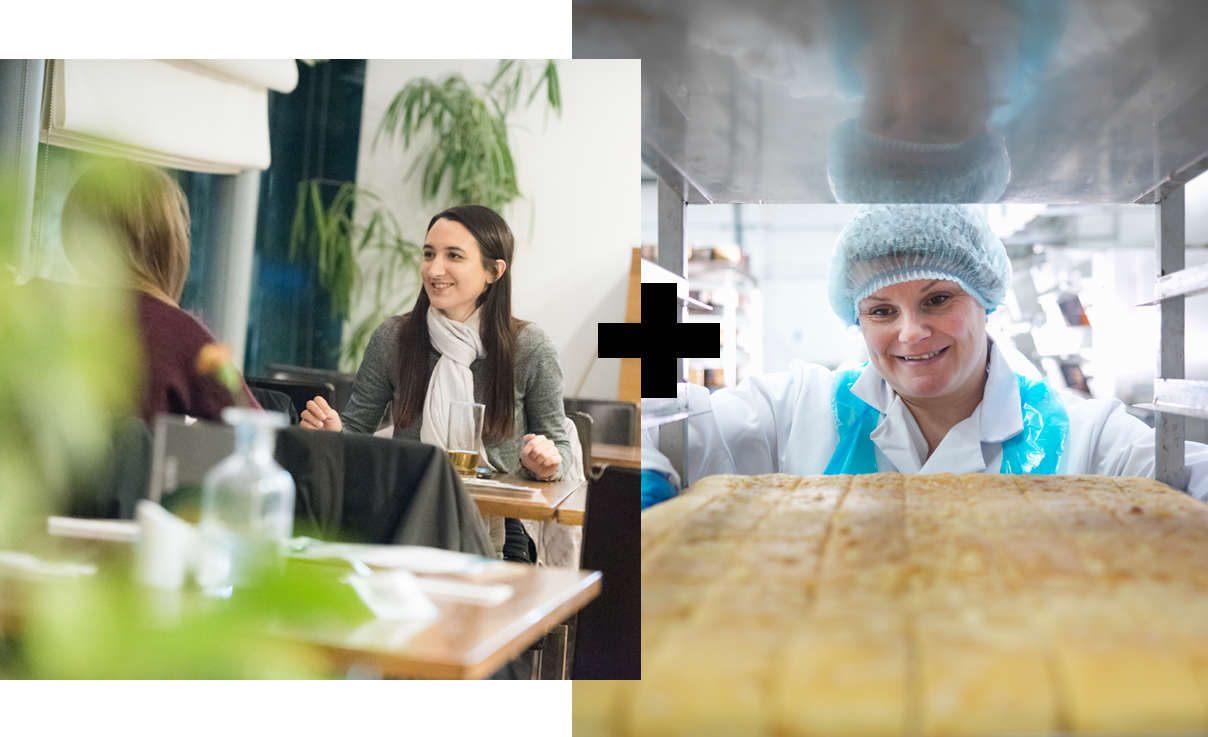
[598,0,1208,489]
[1135,188,1208,490]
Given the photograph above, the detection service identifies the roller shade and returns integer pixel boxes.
[40,59,298,174]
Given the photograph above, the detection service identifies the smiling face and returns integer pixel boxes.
[858,278,988,403]
[421,218,506,323]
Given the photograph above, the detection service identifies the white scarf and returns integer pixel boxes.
[420,306,503,556]
[420,306,492,469]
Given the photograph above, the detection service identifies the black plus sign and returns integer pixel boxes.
[598,283,721,398]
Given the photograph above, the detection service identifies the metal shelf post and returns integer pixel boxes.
[1156,187,1186,490]
[658,177,688,483]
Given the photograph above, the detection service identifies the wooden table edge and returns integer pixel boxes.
[554,486,586,527]
[469,476,586,522]
[591,443,642,469]
[471,496,556,521]
[461,570,602,680]
[324,570,602,680]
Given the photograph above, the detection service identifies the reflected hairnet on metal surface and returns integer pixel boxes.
[827,119,1011,204]
[828,204,1011,326]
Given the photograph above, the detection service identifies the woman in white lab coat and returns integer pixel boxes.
[642,204,1208,505]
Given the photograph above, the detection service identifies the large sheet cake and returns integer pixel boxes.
[579,473,1208,736]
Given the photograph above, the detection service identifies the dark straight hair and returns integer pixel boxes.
[393,205,523,442]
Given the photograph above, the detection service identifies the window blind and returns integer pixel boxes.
[41,59,298,174]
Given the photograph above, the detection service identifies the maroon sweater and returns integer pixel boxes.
[136,291,259,424]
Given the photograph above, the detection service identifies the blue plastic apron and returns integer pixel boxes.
[824,366,1068,475]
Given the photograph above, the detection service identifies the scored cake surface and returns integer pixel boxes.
[577,473,1208,737]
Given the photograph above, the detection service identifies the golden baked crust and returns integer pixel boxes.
[581,473,1208,736]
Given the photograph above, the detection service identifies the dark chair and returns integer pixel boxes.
[248,386,298,425]
[571,465,640,680]
[562,398,638,447]
[246,377,335,422]
[275,428,492,555]
[67,416,153,520]
[566,411,593,474]
[267,364,357,414]
[145,414,492,556]
[149,414,235,521]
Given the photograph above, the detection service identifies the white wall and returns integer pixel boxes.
[742,204,866,372]
[1189,170,1208,247]
[355,59,639,399]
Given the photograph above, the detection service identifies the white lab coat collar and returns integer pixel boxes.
[848,339,1023,474]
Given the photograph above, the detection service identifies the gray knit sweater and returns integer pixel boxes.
[340,316,573,481]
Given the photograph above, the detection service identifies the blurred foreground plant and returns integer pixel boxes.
[196,342,249,407]
[0,169,360,679]
[23,558,370,679]
[0,196,141,550]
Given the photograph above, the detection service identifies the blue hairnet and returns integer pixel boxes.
[827,120,1010,204]
[828,204,1012,327]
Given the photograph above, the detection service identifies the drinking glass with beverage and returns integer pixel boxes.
[447,401,485,478]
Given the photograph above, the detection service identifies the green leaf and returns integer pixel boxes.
[489,59,516,91]
[545,60,562,114]
[288,180,311,261]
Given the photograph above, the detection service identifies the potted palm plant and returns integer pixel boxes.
[375,58,561,211]
[289,179,421,369]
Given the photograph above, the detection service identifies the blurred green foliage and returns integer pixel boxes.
[0,196,141,550]
[1,168,367,679]
[23,558,369,679]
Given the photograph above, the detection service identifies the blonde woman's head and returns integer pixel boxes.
[61,159,191,305]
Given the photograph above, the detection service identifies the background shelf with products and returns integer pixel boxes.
[642,243,764,392]
[690,246,763,393]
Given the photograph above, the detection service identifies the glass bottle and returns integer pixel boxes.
[196,407,294,598]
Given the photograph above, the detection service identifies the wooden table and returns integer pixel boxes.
[465,473,584,522]
[463,447,637,526]
[303,564,600,679]
[9,532,601,680]
[591,443,641,470]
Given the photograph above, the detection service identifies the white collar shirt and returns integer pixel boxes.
[849,341,1024,474]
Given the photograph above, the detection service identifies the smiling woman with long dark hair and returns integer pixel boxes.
[300,204,572,562]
